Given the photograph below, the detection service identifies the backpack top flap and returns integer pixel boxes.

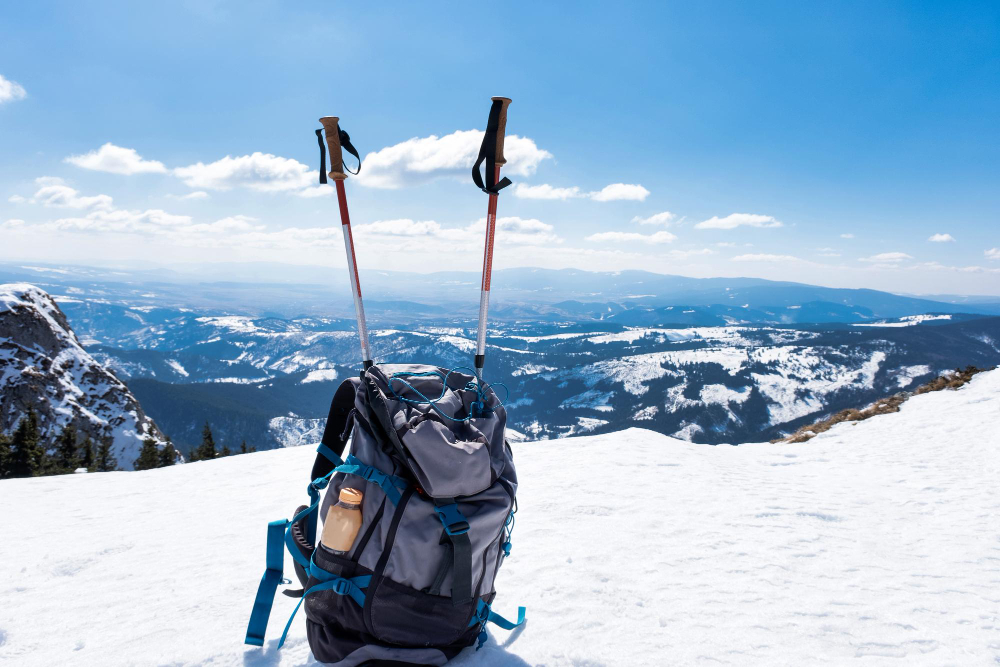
[362,364,508,499]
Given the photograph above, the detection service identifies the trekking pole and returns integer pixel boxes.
[471,97,513,387]
[318,117,372,370]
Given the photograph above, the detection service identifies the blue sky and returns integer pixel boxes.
[1,1,998,294]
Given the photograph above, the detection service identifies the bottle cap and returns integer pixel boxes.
[339,487,363,505]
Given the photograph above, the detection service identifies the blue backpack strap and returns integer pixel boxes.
[244,519,290,646]
[336,454,409,505]
[277,572,372,648]
[469,599,526,649]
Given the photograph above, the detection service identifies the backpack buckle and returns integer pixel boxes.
[333,578,352,596]
[434,503,470,536]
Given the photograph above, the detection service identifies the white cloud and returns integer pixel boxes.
[2,219,25,228]
[928,233,955,243]
[173,152,316,192]
[351,216,560,248]
[354,219,443,237]
[297,185,335,198]
[986,248,1000,261]
[589,183,650,202]
[0,74,27,104]
[731,253,800,262]
[355,130,551,189]
[840,233,855,239]
[631,211,676,226]
[8,194,25,203]
[859,252,913,264]
[513,183,582,200]
[31,181,113,210]
[65,143,167,175]
[666,248,715,259]
[695,213,782,230]
[585,230,676,244]
[171,191,210,200]
[513,182,651,202]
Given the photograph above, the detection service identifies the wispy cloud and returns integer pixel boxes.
[166,191,210,200]
[0,74,27,104]
[928,233,955,243]
[29,178,113,210]
[66,143,167,175]
[355,130,551,189]
[585,230,676,244]
[631,211,676,226]
[986,248,1000,260]
[695,213,782,230]
[859,252,913,264]
[840,233,855,239]
[512,182,650,202]
[731,253,800,262]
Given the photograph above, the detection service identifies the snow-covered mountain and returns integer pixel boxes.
[64,300,1000,451]
[1,368,996,665]
[0,283,165,468]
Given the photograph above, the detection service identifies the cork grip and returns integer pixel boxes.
[319,116,347,180]
[491,97,512,166]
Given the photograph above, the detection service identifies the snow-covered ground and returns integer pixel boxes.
[1,371,998,665]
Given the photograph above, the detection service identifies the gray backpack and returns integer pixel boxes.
[245,364,523,665]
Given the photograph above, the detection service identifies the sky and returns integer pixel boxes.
[1,1,998,295]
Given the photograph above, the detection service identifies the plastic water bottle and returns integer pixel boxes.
[320,488,364,555]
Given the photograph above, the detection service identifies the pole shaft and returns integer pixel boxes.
[335,179,372,367]
[475,164,502,375]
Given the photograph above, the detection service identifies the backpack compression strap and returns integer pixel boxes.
[471,98,513,195]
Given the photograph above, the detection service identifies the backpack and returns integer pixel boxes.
[245,363,524,665]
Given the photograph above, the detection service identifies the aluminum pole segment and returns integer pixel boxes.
[475,164,502,378]
[335,179,372,368]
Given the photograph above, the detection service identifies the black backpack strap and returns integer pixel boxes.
[471,99,513,195]
[433,498,473,606]
[313,378,360,481]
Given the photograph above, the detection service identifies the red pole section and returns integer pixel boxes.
[335,178,372,368]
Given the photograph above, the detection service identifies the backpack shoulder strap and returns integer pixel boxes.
[312,377,359,481]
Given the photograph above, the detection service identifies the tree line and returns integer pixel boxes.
[0,410,255,480]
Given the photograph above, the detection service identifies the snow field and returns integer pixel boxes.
[0,371,998,665]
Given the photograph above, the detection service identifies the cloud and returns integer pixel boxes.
[695,213,782,230]
[0,74,27,104]
[585,230,676,244]
[513,182,651,202]
[354,219,443,236]
[173,152,316,192]
[2,219,25,228]
[8,194,25,203]
[840,233,855,239]
[354,130,551,189]
[631,211,676,226]
[297,185,335,198]
[589,183,650,202]
[731,253,801,262]
[665,248,715,259]
[859,252,913,264]
[513,183,582,200]
[166,191,210,200]
[65,143,167,175]
[986,248,1000,260]
[31,180,113,210]
[928,233,955,243]
[351,216,561,248]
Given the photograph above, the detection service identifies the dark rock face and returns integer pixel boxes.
[1,283,164,469]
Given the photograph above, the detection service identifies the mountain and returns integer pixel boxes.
[0,283,166,468]
[5,261,1000,322]
[2,369,997,664]
[69,304,1000,450]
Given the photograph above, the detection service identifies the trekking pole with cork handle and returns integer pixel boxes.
[471,97,512,404]
[317,117,372,370]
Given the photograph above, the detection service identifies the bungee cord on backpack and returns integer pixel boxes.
[387,366,510,422]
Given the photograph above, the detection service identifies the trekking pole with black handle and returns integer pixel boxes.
[471,97,513,391]
[318,117,373,370]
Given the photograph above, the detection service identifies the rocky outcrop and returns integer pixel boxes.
[1,283,165,469]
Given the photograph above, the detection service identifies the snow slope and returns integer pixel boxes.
[1,371,998,665]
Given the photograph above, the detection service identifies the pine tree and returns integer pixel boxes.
[220,444,231,457]
[196,422,217,461]
[0,433,11,479]
[133,438,160,471]
[79,435,95,472]
[51,424,81,474]
[95,437,119,472]
[240,440,248,454]
[9,410,44,478]
[158,438,177,467]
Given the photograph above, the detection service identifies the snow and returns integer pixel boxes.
[1,370,999,665]
[301,369,339,384]
[852,314,953,328]
[166,359,189,378]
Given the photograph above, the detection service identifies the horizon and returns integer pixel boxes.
[2,2,999,295]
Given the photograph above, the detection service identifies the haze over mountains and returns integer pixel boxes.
[3,262,998,456]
